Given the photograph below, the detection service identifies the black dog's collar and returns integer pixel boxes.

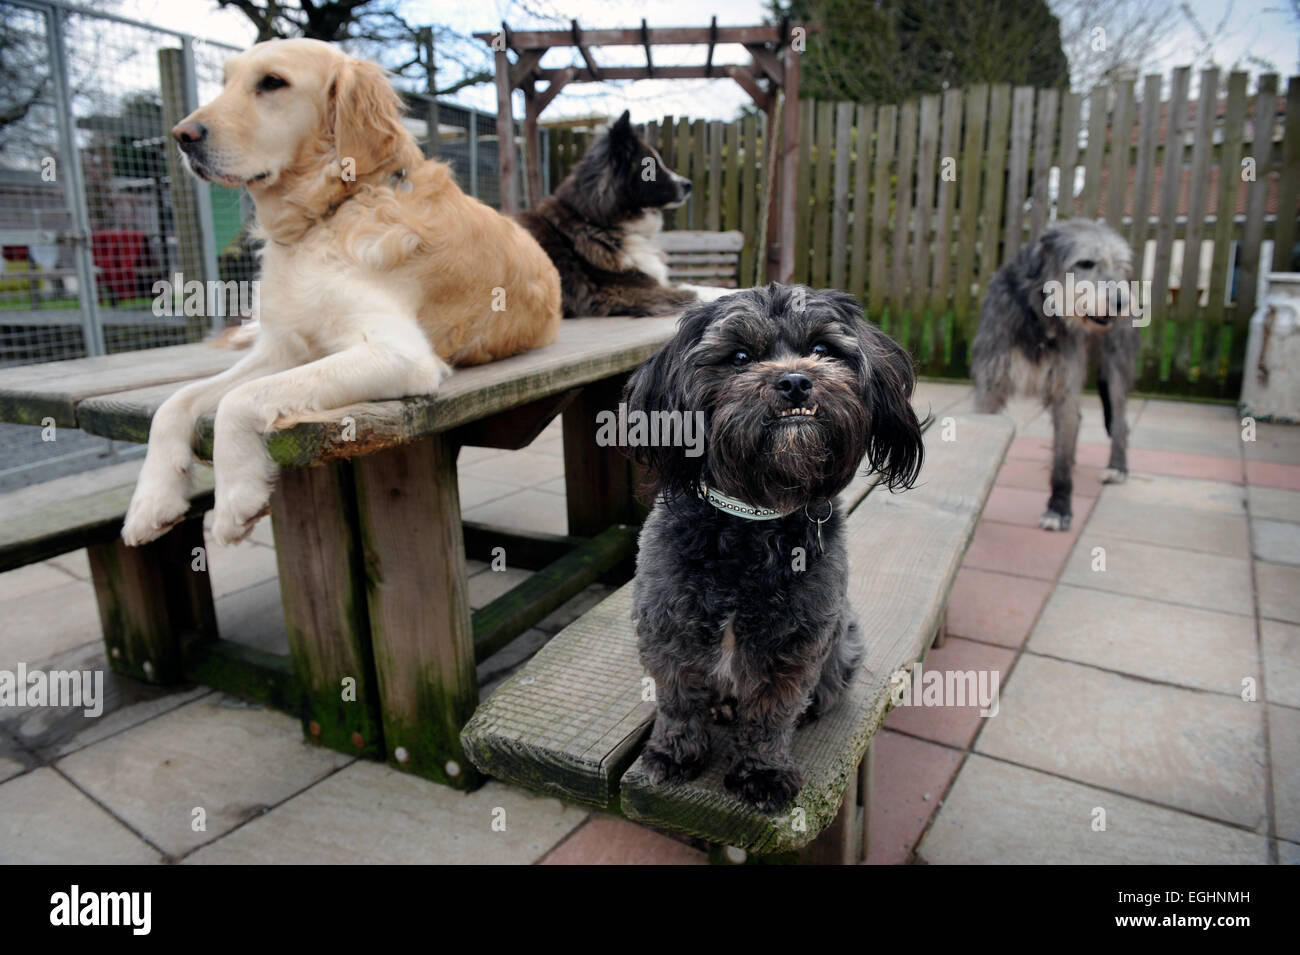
[697,482,790,520]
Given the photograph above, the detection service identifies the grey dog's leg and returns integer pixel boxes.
[799,616,864,726]
[641,674,713,784]
[1043,388,1081,531]
[725,702,805,814]
[1098,339,1132,484]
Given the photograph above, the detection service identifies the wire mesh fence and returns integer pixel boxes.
[0,0,527,369]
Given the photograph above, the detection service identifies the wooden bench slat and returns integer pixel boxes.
[618,414,1012,852]
[65,316,680,467]
[0,463,215,572]
[656,230,745,252]
[0,342,239,427]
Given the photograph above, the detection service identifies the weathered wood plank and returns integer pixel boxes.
[656,231,744,252]
[1129,75,1163,272]
[741,113,759,286]
[692,119,708,230]
[952,85,988,355]
[848,103,875,301]
[909,94,940,329]
[707,120,724,232]
[1003,86,1035,258]
[88,511,217,685]
[1105,79,1134,229]
[619,414,1013,853]
[1057,90,1082,222]
[1080,86,1108,219]
[0,467,213,573]
[0,342,240,427]
[72,316,681,466]
[811,100,834,289]
[891,101,918,320]
[1173,69,1220,386]
[1147,67,1192,384]
[1206,72,1249,386]
[562,373,642,537]
[978,86,1012,300]
[1030,86,1059,239]
[1272,77,1300,273]
[1237,75,1281,355]
[353,435,481,787]
[929,88,962,360]
[868,105,897,323]
[724,119,741,235]
[271,459,385,758]
[830,101,854,290]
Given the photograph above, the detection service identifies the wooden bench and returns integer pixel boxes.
[0,317,679,787]
[460,412,1013,863]
[657,230,744,288]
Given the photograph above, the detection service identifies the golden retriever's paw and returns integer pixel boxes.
[121,485,190,546]
[212,484,272,546]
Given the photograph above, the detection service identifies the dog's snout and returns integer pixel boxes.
[172,121,208,148]
[678,178,692,196]
[775,372,813,404]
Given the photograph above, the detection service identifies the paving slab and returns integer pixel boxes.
[0,638,210,760]
[0,577,101,671]
[1252,518,1300,565]
[459,474,523,510]
[1028,584,1258,696]
[862,729,964,865]
[461,449,566,489]
[1280,839,1300,864]
[1257,560,1300,624]
[56,694,353,858]
[963,520,1077,580]
[185,761,587,864]
[0,731,31,783]
[1127,423,1243,457]
[1126,448,1244,484]
[204,536,279,599]
[0,767,161,863]
[1061,536,1254,617]
[462,487,569,536]
[468,565,534,610]
[1246,460,1300,490]
[1245,422,1300,465]
[0,561,79,601]
[1270,704,1300,843]
[918,754,1268,864]
[1248,485,1300,523]
[1103,472,1246,513]
[982,486,1095,532]
[884,637,1016,748]
[540,814,707,865]
[976,655,1268,829]
[1261,619,1300,709]
[1084,497,1250,557]
[944,566,1053,649]
[996,456,1106,497]
[214,577,288,656]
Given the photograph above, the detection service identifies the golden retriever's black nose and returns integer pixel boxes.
[172,121,208,147]
[776,372,813,404]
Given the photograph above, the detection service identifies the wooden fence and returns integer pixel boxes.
[546,69,1300,397]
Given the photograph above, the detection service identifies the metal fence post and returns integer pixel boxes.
[182,36,222,334]
[44,2,105,356]
[468,107,479,200]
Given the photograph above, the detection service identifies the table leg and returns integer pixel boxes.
[562,372,642,537]
[88,511,216,683]
[352,435,481,790]
[271,460,384,758]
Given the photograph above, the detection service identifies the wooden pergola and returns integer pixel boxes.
[474,19,814,283]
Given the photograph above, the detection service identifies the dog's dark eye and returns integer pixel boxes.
[257,75,288,93]
[810,343,829,357]
[1074,259,1096,270]
[731,350,751,367]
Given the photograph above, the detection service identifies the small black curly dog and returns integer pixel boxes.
[625,284,924,812]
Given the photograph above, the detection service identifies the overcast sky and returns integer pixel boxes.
[117,0,1300,121]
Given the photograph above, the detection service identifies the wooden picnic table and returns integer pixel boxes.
[0,316,680,789]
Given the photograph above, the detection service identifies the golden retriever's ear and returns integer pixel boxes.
[329,58,406,178]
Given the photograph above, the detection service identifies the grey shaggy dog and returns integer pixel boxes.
[971,219,1141,531]
[625,284,925,812]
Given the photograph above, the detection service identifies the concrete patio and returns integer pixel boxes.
[0,382,1296,864]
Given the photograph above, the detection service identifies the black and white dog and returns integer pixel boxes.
[517,110,716,317]
[625,284,924,812]
[972,219,1141,531]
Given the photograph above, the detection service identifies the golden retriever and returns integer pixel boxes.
[122,38,561,547]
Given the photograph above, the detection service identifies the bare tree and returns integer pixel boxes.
[1050,0,1177,90]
